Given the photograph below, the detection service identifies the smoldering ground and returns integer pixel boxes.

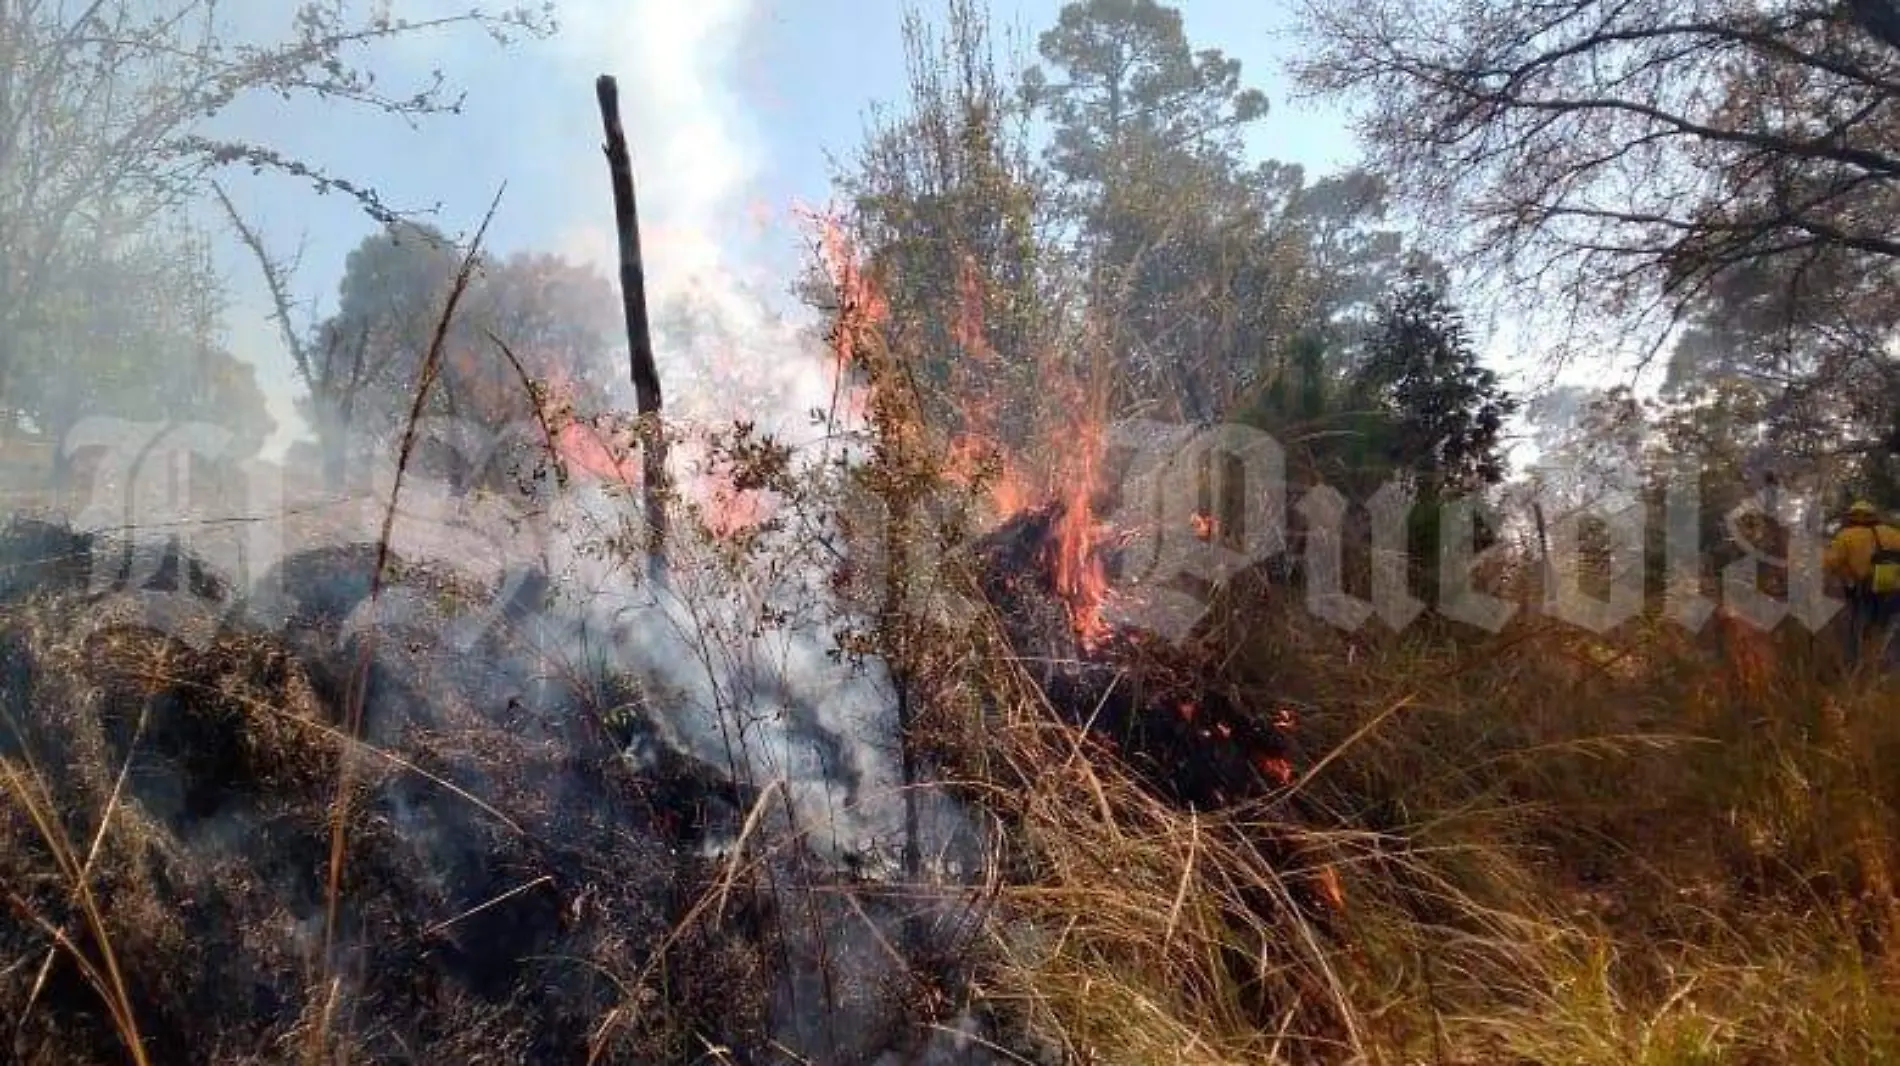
[0,493,1015,1064]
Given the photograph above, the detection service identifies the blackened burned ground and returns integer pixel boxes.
[0,518,1013,1066]
[972,504,1303,811]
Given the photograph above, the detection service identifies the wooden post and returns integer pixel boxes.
[595,74,669,584]
[1533,500,1552,608]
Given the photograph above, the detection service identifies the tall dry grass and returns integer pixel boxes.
[901,537,1900,1065]
[12,458,1900,1063]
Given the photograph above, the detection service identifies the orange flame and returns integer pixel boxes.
[554,421,642,485]
[536,368,642,486]
[812,208,889,373]
[991,465,1031,517]
[806,207,889,435]
[698,467,774,538]
[536,367,776,540]
[810,202,1119,648]
[944,434,1033,520]
[1041,407,1112,649]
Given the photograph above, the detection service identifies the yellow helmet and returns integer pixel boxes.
[1849,499,1881,521]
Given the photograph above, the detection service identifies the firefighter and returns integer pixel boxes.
[1823,499,1900,671]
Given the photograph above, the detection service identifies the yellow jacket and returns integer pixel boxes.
[1824,521,1900,586]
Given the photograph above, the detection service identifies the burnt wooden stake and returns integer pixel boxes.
[1533,500,1551,600]
[596,74,668,584]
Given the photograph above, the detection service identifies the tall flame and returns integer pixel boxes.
[812,205,887,430]
[1042,393,1112,649]
[810,204,1117,648]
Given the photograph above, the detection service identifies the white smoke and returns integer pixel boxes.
[517,1,963,872]
[551,0,843,444]
[537,497,914,861]
[58,0,956,876]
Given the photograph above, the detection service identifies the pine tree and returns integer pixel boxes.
[1353,271,1518,501]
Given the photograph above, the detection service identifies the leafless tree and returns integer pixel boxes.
[0,0,553,431]
[1292,0,1900,368]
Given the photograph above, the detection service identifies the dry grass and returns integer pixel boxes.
[10,273,1900,1063]
[908,547,1900,1065]
[10,501,1900,1065]
[0,550,797,1063]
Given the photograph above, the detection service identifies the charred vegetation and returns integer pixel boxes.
[0,517,1014,1065]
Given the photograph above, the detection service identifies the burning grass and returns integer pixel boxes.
[10,210,1900,1065]
[886,502,1358,1064]
[10,493,1900,1065]
[882,482,1900,1064]
[797,201,1900,1063]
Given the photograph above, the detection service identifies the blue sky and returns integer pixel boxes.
[197,0,1370,455]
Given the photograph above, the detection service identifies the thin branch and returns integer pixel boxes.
[312,183,505,1063]
[209,179,312,388]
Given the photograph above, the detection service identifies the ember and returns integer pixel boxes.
[973,504,1303,812]
[1191,510,1219,541]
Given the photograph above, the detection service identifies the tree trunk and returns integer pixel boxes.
[596,75,669,585]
